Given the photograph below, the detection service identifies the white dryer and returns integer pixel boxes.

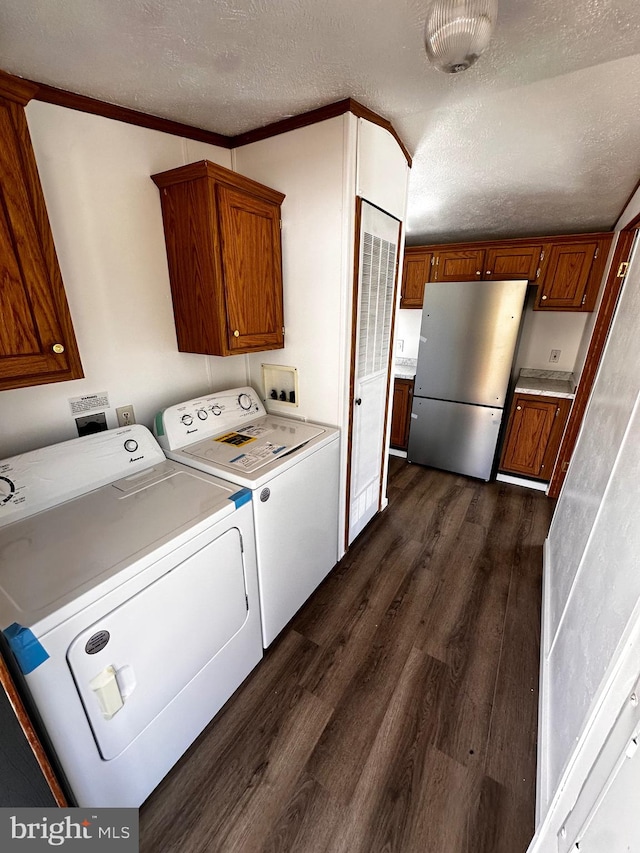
[155,387,340,647]
[0,425,262,807]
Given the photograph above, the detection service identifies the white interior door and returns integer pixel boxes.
[348,201,400,545]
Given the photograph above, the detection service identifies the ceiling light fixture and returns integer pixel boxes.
[424,0,498,74]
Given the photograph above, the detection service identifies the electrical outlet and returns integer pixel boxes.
[116,405,136,427]
[549,349,561,363]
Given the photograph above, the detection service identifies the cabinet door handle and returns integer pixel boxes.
[476,270,481,275]
[233,330,240,337]
[486,270,492,274]
[516,405,522,410]
[52,343,65,354]
[541,294,548,300]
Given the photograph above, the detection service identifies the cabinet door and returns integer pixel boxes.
[499,394,571,479]
[0,88,83,391]
[390,378,413,449]
[401,253,432,308]
[484,244,543,281]
[217,183,284,353]
[535,240,599,310]
[432,249,484,281]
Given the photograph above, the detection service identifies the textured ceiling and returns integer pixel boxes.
[1,0,639,244]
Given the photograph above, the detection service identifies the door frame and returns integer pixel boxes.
[548,223,638,497]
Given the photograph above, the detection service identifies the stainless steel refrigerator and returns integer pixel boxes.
[407,279,528,480]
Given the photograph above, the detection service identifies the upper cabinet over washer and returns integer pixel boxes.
[152,160,285,357]
[402,232,613,311]
[0,71,83,392]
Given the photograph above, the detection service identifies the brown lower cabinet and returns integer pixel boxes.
[390,378,414,450]
[499,393,572,480]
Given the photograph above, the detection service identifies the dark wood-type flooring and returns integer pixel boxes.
[140,457,554,853]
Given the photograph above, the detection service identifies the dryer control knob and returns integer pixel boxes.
[124,439,138,453]
[197,409,208,420]
[181,414,193,426]
[238,393,253,410]
[0,476,15,504]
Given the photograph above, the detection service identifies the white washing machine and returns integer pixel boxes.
[155,387,340,647]
[0,425,262,807]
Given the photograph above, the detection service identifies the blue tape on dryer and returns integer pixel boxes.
[3,623,50,674]
[230,488,252,508]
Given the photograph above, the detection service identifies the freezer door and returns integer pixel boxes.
[415,279,527,407]
[407,397,503,481]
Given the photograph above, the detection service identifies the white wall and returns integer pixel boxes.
[531,193,640,848]
[514,294,589,375]
[234,115,354,430]
[0,102,247,458]
[395,309,422,360]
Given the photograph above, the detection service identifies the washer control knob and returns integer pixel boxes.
[181,414,193,426]
[238,393,252,410]
[124,439,138,453]
[197,409,208,420]
[211,405,222,416]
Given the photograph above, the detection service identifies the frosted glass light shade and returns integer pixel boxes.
[424,0,498,74]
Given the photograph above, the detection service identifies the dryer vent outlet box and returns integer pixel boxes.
[262,364,299,408]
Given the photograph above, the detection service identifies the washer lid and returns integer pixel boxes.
[0,461,243,634]
[183,415,325,474]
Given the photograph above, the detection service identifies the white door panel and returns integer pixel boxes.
[348,202,400,545]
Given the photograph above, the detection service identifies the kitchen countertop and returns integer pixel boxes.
[514,368,576,399]
[394,358,417,379]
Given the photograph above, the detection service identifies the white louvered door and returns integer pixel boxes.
[348,201,400,545]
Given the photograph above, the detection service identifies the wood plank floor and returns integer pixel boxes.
[140,458,554,853]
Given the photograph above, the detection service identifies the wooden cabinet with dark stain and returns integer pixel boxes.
[401,251,432,307]
[499,393,572,480]
[484,244,543,281]
[0,70,83,392]
[402,232,612,311]
[534,235,612,311]
[152,160,285,356]
[432,248,484,282]
[390,377,414,450]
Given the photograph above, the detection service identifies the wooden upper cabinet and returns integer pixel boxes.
[484,244,543,281]
[535,235,612,311]
[0,71,83,391]
[152,160,285,356]
[432,248,484,282]
[401,251,432,307]
[499,393,571,480]
[401,232,613,311]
